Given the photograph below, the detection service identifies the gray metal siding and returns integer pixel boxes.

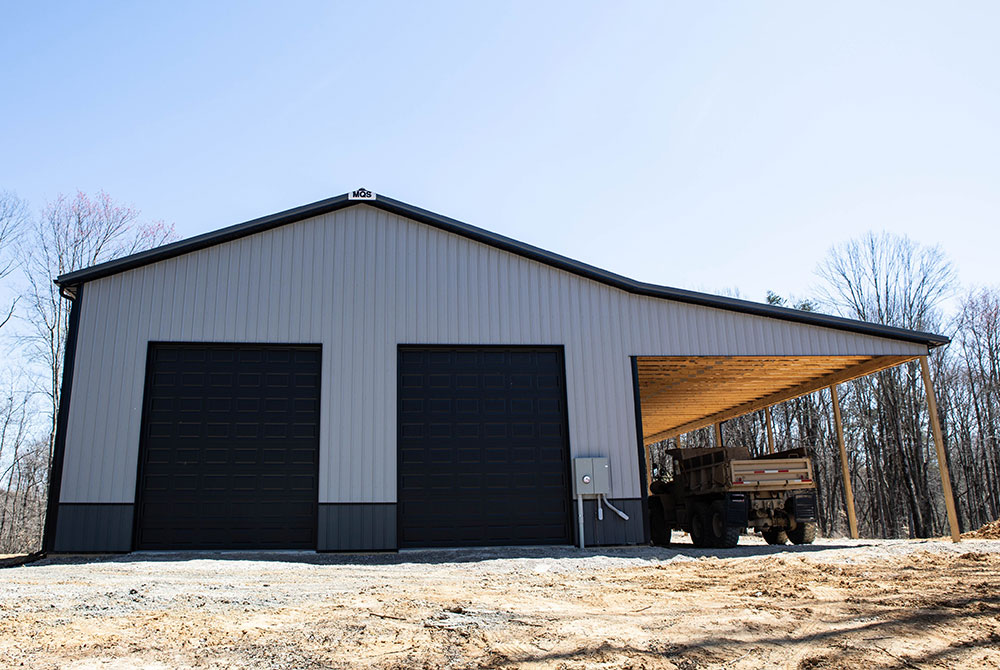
[60,205,927,506]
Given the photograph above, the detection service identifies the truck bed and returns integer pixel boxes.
[663,446,815,495]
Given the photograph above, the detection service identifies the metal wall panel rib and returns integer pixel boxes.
[54,504,133,553]
[317,503,396,551]
[60,205,928,505]
[581,498,645,546]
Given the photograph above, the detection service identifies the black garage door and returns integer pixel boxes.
[397,347,572,547]
[135,344,321,549]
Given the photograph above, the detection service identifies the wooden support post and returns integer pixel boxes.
[920,356,962,543]
[714,423,723,448]
[830,384,859,540]
[764,406,776,455]
[644,445,653,491]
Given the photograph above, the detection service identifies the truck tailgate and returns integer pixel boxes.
[729,458,815,491]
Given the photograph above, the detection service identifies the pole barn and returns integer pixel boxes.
[44,190,956,552]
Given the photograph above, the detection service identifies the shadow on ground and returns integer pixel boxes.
[28,539,872,568]
[457,596,1000,670]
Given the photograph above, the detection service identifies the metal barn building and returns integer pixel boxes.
[44,190,953,553]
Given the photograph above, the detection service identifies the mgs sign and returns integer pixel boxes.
[348,187,376,200]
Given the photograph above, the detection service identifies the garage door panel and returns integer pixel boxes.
[398,346,572,547]
[136,344,320,550]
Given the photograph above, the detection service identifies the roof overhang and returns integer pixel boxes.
[53,190,950,348]
[636,354,919,444]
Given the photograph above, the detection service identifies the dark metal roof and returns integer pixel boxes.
[55,191,950,347]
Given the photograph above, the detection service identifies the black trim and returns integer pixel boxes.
[395,347,403,550]
[42,285,84,552]
[558,347,576,546]
[580,498,645,546]
[52,503,133,553]
[317,503,397,552]
[54,193,948,347]
[630,356,651,544]
[56,194,354,287]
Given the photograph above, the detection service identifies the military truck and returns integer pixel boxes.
[647,445,818,548]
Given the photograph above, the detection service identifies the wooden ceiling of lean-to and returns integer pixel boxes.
[636,354,918,444]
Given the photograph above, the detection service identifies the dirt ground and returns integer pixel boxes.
[1,536,999,670]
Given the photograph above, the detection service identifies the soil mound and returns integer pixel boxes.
[963,519,1000,539]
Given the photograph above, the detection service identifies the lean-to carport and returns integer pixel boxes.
[631,353,961,542]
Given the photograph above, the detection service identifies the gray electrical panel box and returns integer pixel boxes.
[572,457,610,496]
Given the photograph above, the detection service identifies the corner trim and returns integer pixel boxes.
[43,285,84,552]
[631,356,651,545]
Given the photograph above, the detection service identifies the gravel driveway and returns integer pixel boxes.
[2,536,999,669]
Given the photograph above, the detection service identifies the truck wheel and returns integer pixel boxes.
[689,503,711,548]
[648,501,671,547]
[762,529,788,545]
[788,521,817,545]
[710,501,741,548]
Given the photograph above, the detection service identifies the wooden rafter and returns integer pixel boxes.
[638,354,918,445]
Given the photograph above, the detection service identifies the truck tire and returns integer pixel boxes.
[649,501,671,547]
[788,521,817,545]
[689,503,712,548]
[762,529,788,545]
[710,501,741,548]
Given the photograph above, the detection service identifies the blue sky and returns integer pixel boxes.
[2,1,997,308]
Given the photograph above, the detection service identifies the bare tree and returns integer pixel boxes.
[18,191,176,492]
[0,191,28,331]
[947,288,1000,527]
[0,369,41,552]
[817,232,955,331]
[816,232,957,537]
